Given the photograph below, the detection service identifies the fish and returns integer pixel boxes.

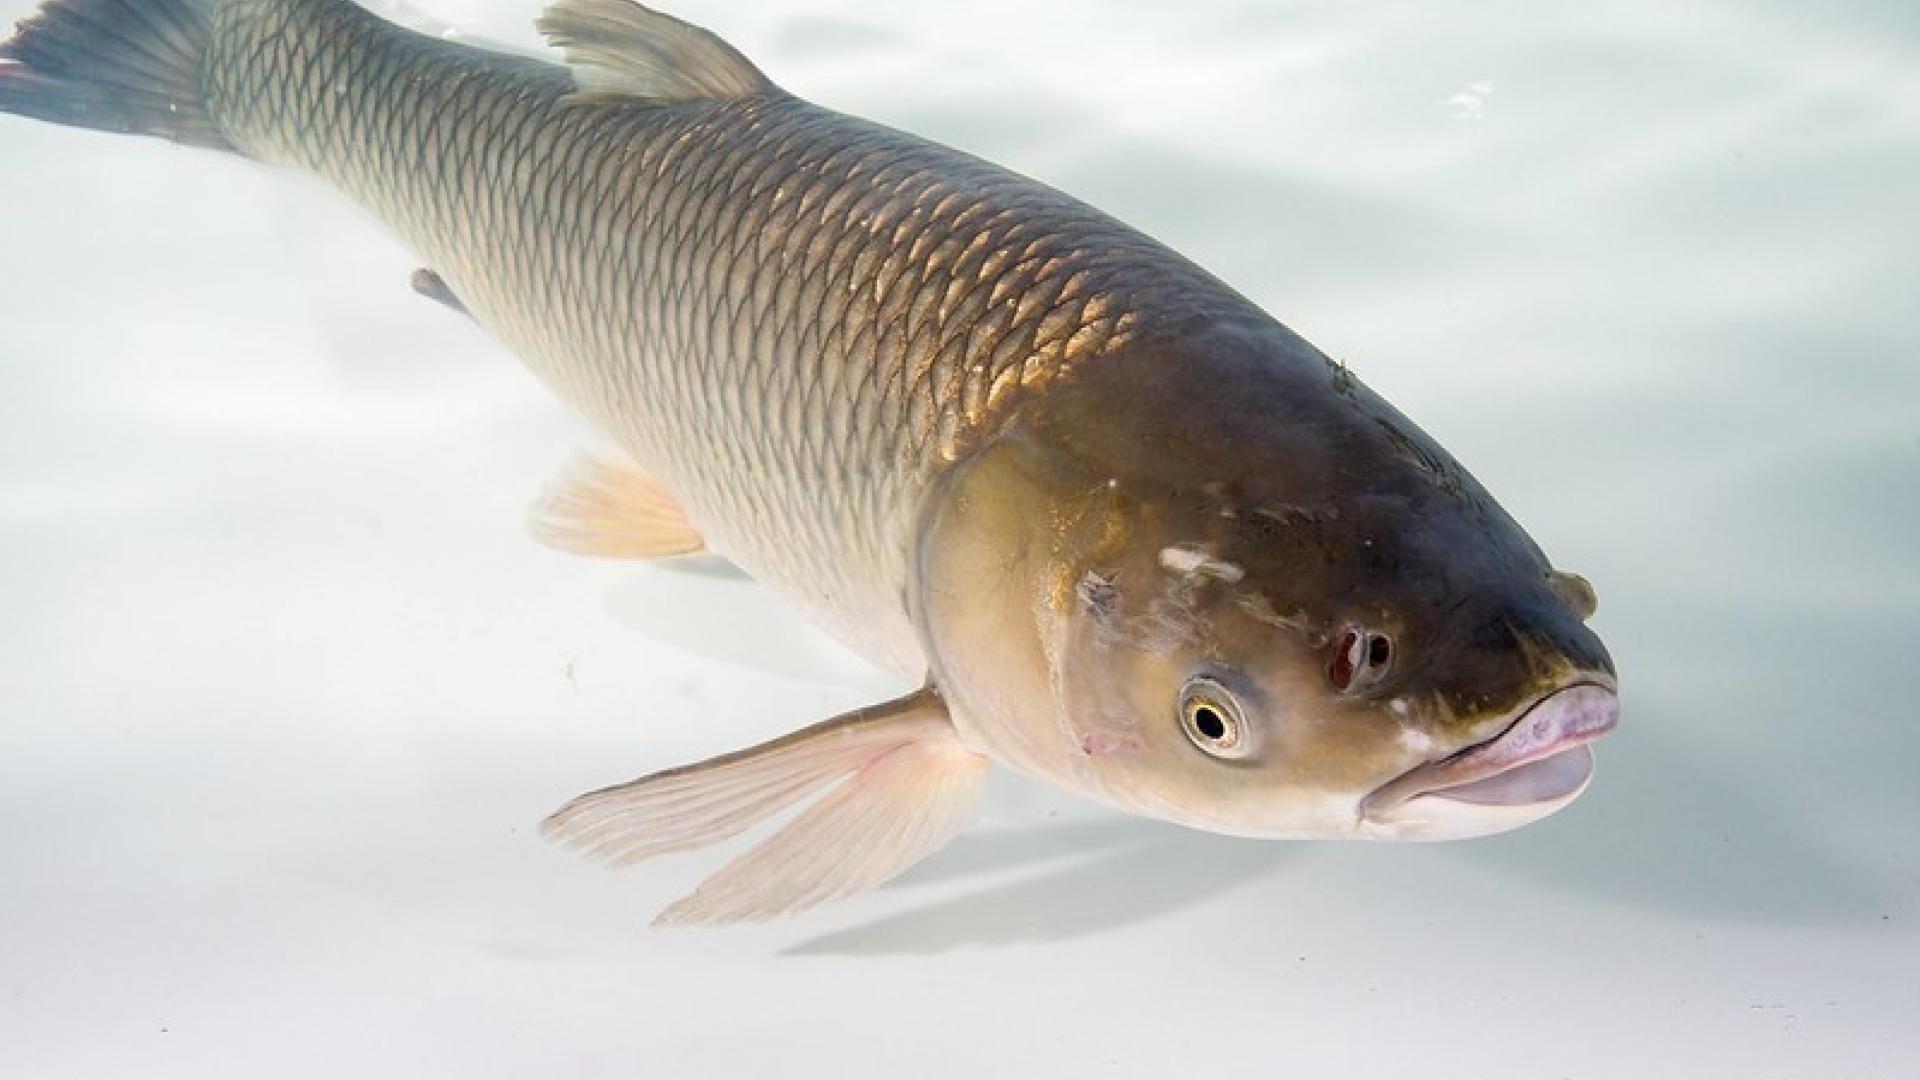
[0,0,1619,925]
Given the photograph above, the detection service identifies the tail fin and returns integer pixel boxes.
[0,0,232,150]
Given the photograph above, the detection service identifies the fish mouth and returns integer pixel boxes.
[1360,678,1619,840]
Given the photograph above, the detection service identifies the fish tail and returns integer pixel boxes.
[0,0,233,151]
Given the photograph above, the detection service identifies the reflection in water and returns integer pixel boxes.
[603,558,896,689]
[791,822,1289,955]
[789,716,1901,956]
[1455,725,1905,928]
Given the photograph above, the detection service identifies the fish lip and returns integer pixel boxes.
[1360,676,1620,818]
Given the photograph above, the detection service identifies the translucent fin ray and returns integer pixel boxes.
[0,0,231,149]
[542,689,952,864]
[541,688,989,924]
[655,738,989,925]
[528,451,706,559]
[537,0,774,105]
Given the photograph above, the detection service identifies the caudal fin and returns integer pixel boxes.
[0,0,232,150]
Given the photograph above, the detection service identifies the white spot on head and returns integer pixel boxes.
[1158,545,1245,582]
[1397,727,1434,755]
[1389,697,1410,718]
[1159,546,1207,574]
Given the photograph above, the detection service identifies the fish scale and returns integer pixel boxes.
[194,1,1238,668]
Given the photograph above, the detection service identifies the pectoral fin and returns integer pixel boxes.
[542,687,991,925]
[528,452,706,558]
[410,267,468,317]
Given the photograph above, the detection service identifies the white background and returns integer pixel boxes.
[2,1,1915,1076]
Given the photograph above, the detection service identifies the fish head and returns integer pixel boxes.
[914,320,1617,841]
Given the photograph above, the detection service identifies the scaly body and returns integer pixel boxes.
[2,0,1619,925]
[200,0,1238,673]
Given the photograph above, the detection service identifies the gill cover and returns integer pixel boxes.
[913,420,1099,787]
[910,410,1398,838]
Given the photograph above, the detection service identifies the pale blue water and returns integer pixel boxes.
[0,1,1915,1077]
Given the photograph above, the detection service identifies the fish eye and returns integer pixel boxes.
[1329,628,1393,693]
[1179,677,1250,759]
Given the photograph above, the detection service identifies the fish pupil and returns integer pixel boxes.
[1193,705,1228,741]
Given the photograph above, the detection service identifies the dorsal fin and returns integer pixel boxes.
[536,0,775,105]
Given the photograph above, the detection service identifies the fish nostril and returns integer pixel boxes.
[1332,629,1394,693]
[1329,630,1362,691]
[1367,633,1391,668]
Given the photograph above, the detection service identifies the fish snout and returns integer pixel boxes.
[1359,680,1619,840]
